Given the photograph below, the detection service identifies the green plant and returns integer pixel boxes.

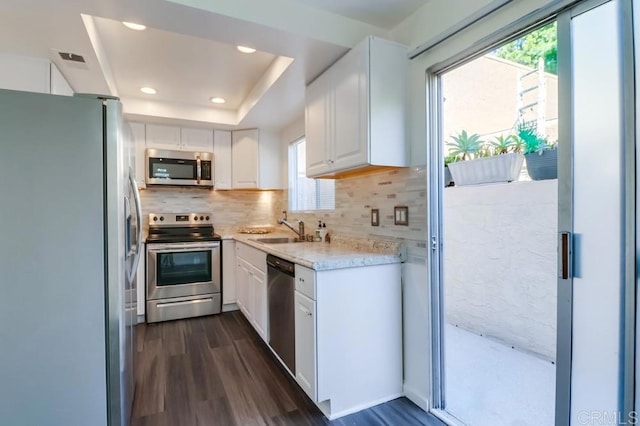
[516,122,552,154]
[446,130,484,160]
[444,154,460,166]
[475,145,493,158]
[489,134,518,155]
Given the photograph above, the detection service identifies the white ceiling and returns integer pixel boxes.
[0,0,425,131]
[296,0,430,29]
[92,17,280,111]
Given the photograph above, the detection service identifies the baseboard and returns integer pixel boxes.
[325,392,404,420]
[222,303,239,312]
[403,384,430,412]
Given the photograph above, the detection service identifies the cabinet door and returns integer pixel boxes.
[232,129,259,188]
[129,122,147,189]
[213,130,232,189]
[305,71,332,177]
[332,42,369,172]
[244,262,255,322]
[295,291,317,401]
[0,53,50,93]
[222,240,236,305]
[145,124,181,151]
[236,260,247,314]
[251,267,268,342]
[181,128,213,152]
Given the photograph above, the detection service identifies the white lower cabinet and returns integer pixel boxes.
[294,290,317,401]
[236,258,251,318]
[250,267,268,340]
[294,263,402,420]
[235,242,268,342]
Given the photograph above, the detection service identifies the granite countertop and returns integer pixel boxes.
[229,232,403,271]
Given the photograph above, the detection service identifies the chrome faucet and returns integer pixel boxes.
[278,213,304,239]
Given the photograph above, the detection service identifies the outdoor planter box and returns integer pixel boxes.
[448,152,524,186]
[525,149,557,180]
[445,166,454,187]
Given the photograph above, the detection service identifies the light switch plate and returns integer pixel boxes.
[394,206,408,226]
[371,209,380,226]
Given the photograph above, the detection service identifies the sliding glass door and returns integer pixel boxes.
[428,1,637,424]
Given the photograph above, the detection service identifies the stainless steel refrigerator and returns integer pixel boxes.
[0,89,142,426]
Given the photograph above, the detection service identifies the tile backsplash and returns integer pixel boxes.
[282,167,428,258]
[138,167,427,259]
[139,187,283,229]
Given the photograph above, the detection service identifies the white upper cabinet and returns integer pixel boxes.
[231,128,282,189]
[332,44,368,172]
[305,70,332,177]
[213,130,233,190]
[305,36,408,178]
[0,53,73,96]
[232,129,259,189]
[145,124,182,151]
[145,124,213,152]
[128,122,147,189]
[180,127,214,152]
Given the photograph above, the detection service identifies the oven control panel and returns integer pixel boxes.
[149,212,212,226]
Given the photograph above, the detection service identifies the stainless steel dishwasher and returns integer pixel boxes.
[267,254,296,374]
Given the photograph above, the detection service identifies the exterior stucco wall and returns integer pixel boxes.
[444,179,558,360]
[443,56,559,143]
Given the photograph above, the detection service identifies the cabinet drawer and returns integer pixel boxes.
[236,242,267,272]
[295,264,316,300]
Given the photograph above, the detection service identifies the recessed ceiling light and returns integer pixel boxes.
[210,97,225,104]
[123,22,146,31]
[140,87,157,95]
[237,45,256,54]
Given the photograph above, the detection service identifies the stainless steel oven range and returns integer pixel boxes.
[146,212,221,323]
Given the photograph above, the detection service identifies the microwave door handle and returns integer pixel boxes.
[128,170,143,283]
[196,156,201,184]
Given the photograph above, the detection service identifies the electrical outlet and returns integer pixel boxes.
[371,209,380,226]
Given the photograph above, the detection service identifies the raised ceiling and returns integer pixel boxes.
[0,0,425,131]
[92,17,281,111]
[296,0,430,29]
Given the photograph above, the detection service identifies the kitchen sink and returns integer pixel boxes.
[252,237,299,244]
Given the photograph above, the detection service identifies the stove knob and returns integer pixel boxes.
[194,216,198,221]
[153,216,158,222]
[159,216,164,221]
[200,216,204,220]
[206,216,210,221]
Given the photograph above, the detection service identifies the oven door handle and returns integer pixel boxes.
[128,170,143,284]
[147,242,221,252]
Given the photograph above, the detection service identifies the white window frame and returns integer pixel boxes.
[288,138,335,212]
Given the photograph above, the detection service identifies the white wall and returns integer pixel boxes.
[444,180,558,360]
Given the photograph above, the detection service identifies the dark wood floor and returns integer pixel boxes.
[131,311,444,426]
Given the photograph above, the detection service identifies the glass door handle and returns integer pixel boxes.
[558,232,572,280]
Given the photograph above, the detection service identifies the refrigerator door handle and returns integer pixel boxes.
[128,170,143,283]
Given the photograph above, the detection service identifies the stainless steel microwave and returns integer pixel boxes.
[146,149,214,187]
